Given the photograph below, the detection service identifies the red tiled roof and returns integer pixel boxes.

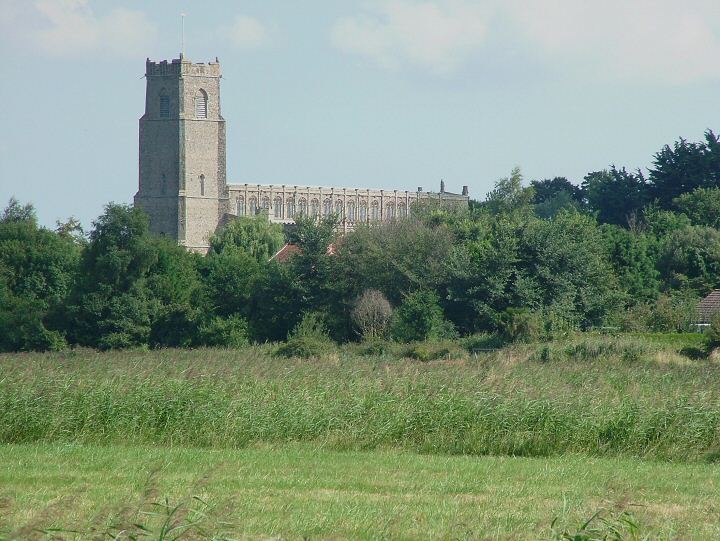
[698,290,720,324]
[269,242,337,263]
[270,243,302,263]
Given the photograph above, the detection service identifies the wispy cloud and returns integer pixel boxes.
[33,0,157,58]
[331,0,720,83]
[220,15,270,50]
[505,0,720,84]
[331,1,491,74]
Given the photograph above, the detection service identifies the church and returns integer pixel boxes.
[134,56,470,252]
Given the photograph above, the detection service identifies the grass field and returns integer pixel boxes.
[2,336,720,539]
[2,443,720,540]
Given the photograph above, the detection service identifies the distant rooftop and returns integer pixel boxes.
[698,290,720,324]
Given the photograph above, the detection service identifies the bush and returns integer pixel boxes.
[355,339,396,357]
[391,290,456,343]
[498,308,541,342]
[0,290,66,352]
[196,315,249,348]
[461,333,504,353]
[404,340,467,362]
[275,313,336,358]
[620,291,698,333]
[708,314,720,351]
[351,289,393,340]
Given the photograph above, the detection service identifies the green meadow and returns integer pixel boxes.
[2,444,720,540]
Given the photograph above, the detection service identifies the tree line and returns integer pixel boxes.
[2,131,720,352]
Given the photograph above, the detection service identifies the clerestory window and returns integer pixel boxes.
[274,197,283,218]
[287,198,295,218]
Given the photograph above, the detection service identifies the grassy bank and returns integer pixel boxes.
[2,336,720,461]
[2,443,720,540]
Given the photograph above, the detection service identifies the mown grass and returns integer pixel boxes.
[2,443,720,540]
[1,335,719,461]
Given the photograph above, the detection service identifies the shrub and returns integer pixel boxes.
[275,312,336,358]
[708,314,720,351]
[196,315,249,348]
[355,339,396,357]
[351,289,393,340]
[498,308,541,342]
[461,333,504,353]
[391,290,456,343]
[405,340,466,362]
[621,291,698,332]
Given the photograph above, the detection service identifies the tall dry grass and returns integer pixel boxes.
[1,337,719,461]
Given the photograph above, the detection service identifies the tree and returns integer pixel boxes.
[673,187,720,229]
[447,211,622,333]
[582,167,648,226]
[656,225,720,293]
[201,248,263,318]
[601,225,660,303]
[484,167,534,216]
[445,216,520,333]
[0,198,80,351]
[531,177,584,205]
[649,130,720,208]
[336,218,455,307]
[391,290,455,342]
[351,289,393,340]
[1,197,36,224]
[290,215,338,256]
[209,215,284,262]
[534,189,582,219]
[64,204,204,349]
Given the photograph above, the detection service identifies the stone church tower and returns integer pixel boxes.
[134,56,227,252]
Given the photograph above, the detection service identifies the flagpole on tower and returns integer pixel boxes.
[180,12,186,59]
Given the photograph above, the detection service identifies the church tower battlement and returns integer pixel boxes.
[135,56,227,252]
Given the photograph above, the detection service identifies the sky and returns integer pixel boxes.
[1,0,720,229]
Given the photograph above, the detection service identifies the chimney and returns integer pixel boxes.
[462,185,469,196]
[440,179,445,193]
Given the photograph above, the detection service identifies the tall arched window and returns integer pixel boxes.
[159,89,170,118]
[386,203,394,221]
[237,197,245,216]
[335,200,344,217]
[359,201,368,222]
[310,199,319,217]
[249,197,257,215]
[261,196,270,211]
[298,198,308,217]
[273,197,283,218]
[371,200,380,221]
[347,201,356,222]
[195,89,208,119]
[199,174,205,196]
[323,199,332,216]
[398,202,407,217]
[286,198,295,218]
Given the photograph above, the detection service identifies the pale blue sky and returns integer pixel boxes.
[1,0,719,228]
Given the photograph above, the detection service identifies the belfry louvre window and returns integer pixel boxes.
[195,90,208,119]
[159,94,170,118]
